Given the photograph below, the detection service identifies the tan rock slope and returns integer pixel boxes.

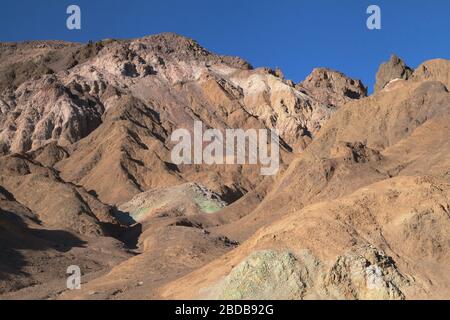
[159,58,450,300]
[1,33,355,205]
[0,34,449,300]
[161,176,450,300]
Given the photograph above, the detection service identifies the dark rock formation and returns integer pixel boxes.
[374,54,414,92]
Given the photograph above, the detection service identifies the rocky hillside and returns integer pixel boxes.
[0,33,365,206]
[0,33,448,300]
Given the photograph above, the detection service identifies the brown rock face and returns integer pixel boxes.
[0,33,355,159]
[374,54,414,92]
[0,33,449,300]
[2,33,362,205]
[296,68,367,108]
[159,62,450,301]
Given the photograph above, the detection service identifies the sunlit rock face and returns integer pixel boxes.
[1,34,449,301]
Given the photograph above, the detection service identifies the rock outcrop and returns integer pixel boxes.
[205,246,407,300]
[374,54,414,92]
[296,68,367,108]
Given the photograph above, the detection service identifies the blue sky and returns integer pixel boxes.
[1,0,449,91]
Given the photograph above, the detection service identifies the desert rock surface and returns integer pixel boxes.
[0,34,448,300]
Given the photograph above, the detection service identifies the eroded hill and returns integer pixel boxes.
[0,34,448,300]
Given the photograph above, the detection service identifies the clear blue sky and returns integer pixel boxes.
[1,0,449,91]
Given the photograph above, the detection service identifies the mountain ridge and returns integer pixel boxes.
[0,33,449,300]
